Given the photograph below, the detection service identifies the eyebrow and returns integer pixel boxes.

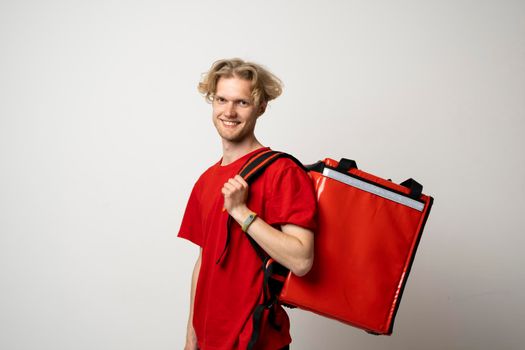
[215,95,252,103]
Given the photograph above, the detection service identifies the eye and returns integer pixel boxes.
[215,96,226,103]
[238,100,250,107]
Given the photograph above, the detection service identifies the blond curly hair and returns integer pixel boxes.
[198,58,283,107]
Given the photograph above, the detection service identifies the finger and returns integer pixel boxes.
[223,182,236,193]
[234,175,248,187]
[230,176,248,188]
[227,177,244,190]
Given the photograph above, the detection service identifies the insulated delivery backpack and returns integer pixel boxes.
[231,149,434,338]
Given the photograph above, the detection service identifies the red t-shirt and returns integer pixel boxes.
[178,147,317,350]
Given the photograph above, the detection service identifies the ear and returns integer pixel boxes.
[257,101,267,117]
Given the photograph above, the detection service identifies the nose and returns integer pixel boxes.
[224,102,236,118]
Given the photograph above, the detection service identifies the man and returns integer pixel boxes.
[178,58,317,350]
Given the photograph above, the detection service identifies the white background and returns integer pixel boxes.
[1,1,524,349]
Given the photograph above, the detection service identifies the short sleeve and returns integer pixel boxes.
[178,181,204,247]
[265,165,317,231]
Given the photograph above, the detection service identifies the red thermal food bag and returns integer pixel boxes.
[278,158,433,335]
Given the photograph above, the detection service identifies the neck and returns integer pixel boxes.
[221,138,264,166]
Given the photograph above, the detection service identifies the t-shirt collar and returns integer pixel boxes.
[217,147,271,170]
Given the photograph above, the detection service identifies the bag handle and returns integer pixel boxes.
[337,158,358,172]
[400,178,423,200]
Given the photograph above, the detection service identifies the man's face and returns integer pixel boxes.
[212,76,265,144]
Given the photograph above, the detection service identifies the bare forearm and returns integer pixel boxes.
[230,206,313,276]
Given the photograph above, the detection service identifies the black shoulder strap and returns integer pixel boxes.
[236,150,305,350]
[239,149,306,184]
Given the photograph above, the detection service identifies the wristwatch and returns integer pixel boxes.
[241,211,258,232]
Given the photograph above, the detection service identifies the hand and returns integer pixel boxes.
[221,175,249,217]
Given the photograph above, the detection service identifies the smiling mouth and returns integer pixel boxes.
[220,119,241,127]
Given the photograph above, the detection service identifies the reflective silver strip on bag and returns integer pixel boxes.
[322,168,425,212]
